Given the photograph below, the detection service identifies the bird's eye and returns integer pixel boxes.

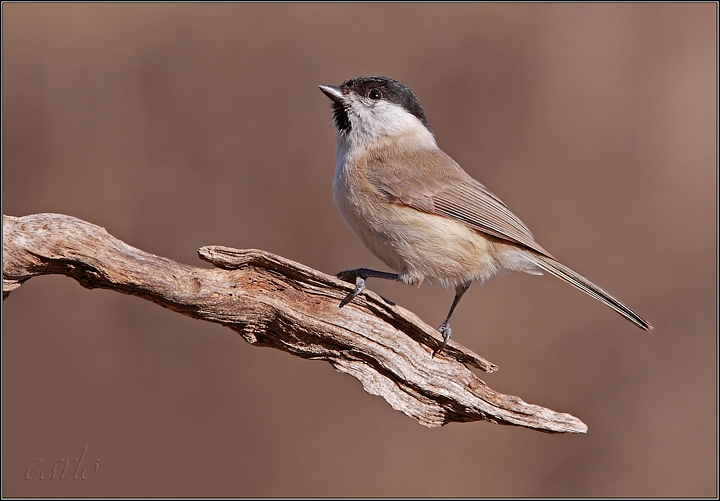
[368,89,383,100]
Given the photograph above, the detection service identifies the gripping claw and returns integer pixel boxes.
[339,275,366,308]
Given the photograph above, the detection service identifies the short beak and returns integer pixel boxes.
[319,85,344,103]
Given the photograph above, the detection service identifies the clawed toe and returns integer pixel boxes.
[335,268,400,308]
[338,275,366,308]
[432,323,452,357]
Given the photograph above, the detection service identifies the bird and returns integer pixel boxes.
[318,76,652,355]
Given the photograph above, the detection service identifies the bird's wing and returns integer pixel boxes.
[366,147,554,259]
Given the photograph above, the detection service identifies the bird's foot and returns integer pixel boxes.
[336,268,399,308]
[338,274,367,308]
[432,322,453,357]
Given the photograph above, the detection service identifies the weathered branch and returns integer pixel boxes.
[3,213,587,433]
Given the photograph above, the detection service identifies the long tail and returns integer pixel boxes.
[532,254,653,331]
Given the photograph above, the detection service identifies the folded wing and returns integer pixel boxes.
[366,148,554,258]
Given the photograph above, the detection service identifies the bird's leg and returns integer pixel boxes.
[433,281,471,356]
[336,268,400,308]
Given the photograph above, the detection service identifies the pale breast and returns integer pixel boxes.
[333,146,507,287]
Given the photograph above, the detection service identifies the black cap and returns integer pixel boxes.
[342,76,431,132]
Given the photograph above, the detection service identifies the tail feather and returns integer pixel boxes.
[532,254,652,331]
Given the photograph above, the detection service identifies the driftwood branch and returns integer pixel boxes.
[3,213,587,433]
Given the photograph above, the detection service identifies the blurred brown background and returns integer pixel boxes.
[2,3,716,497]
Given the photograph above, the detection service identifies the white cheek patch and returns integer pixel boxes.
[367,101,418,133]
[347,97,433,145]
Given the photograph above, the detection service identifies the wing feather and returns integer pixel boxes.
[366,147,554,258]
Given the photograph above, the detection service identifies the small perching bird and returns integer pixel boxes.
[319,76,652,354]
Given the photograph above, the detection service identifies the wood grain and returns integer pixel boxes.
[3,213,587,433]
